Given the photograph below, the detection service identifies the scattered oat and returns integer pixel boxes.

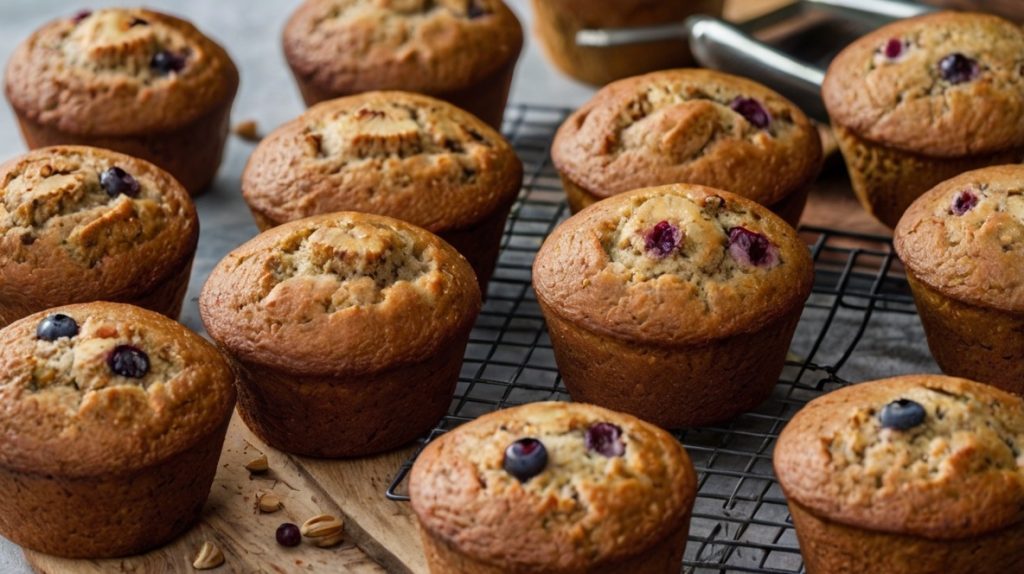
[245,454,269,474]
[192,541,225,570]
[233,119,261,142]
[258,491,283,513]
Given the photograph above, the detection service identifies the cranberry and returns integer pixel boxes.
[585,423,625,458]
[879,399,926,430]
[883,38,904,60]
[36,314,79,341]
[503,438,548,482]
[730,97,771,130]
[99,166,140,198]
[951,190,979,215]
[71,10,92,24]
[150,50,187,74]
[939,53,979,84]
[728,227,779,268]
[643,220,682,259]
[107,345,149,378]
[276,523,301,547]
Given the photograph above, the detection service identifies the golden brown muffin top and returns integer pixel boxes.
[775,375,1024,539]
[0,302,236,477]
[823,11,1024,157]
[283,0,522,96]
[242,91,522,230]
[552,69,822,206]
[200,212,480,376]
[532,184,813,345]
[409,401,696,570]
[894,165,1024,313]
[0,146,198,321]
[4,8,238,136]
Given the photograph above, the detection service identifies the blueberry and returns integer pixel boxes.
[879,399,926,430]
[99,167,140,198]
[107,345,149,378]
[730,97,771,130]
[503,438,548,482]
[585,422,625,458]
[36,314,79,341]
[276,523,301,547]
[643,220,682,259]
[466,2,488,18]
[939,53,979,84]
[130,17,149,27]
[728,227,779,268]
[951,190,978,215]
[883,38,904,60]
[150,50,187,75]
[71,10,92,24]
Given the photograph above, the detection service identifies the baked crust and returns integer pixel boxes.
[823,11,1024,157]
[409,401,696,571]
[552,69,821,207]
[893,165,1024,313]
[774,374,1024,540]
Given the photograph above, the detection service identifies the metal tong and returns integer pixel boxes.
[575,0,937,121]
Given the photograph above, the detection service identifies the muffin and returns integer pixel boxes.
[200,212,480,457]
[282,0,522,130]
[409,401,697,573]
[552,69,822,227]
[242,91,523,291]
[822,11,1024,228]
[0,302,236,558]
[4,8,238,195]
[532,0,724,86]
[0,146,198,329]
[532,184,814,428]
[774,375,1024,573]
[893,165,1024,394]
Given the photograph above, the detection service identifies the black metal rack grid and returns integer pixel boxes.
[385,104,918,573]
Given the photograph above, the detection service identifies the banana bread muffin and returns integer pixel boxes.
[4,7,238,195]
[0,302,236,558]
[532,0,724,86]
[823,11,1024,228]
[775,375,1024,573]
[410,401,697,573]
[200,212,480,457]
[893,165,1024,394]
[282,0,522,130]
[552,69,822,226]
[242,91,523,291]
[533,184,814,428]
[0,146,198,329]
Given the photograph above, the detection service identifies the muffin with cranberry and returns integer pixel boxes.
[775,375,1024,573]
[4,8,238,194]
[0,146,198,329]
[553,69,822,226]
[823,11,1024,227]
[532,0,724,86]
[533,184,813,428]
[894,165,1024,394]
[0,302,236,558]
[200,211,480,457]
[410,401,696,573]
[242,91,522,291]
[283,0,522,129]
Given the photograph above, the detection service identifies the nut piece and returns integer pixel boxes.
[258,491,283,513]
[232,119,261,142]
[312,530,345,548]
[192,541,225,570]
[300,514,344,539]
[245,454,269,474]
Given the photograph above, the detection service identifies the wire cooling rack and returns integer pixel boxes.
[385,104,918,573]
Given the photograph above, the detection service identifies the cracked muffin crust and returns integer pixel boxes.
[894,165,1024,393]
[200,211,480,456]
[822,11,1024,227]
[5,8,238,194]
[0,146,198,329]
[409,401,697,573]
[283,0,522,128]
[552,69,822,224]
[775,375,1024,573]
[533,184,813,428]
[242,91,522,289]
[0,302,236,558]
